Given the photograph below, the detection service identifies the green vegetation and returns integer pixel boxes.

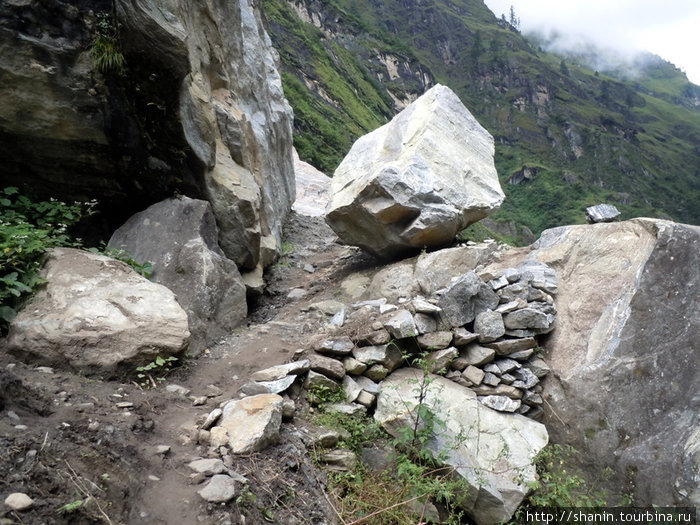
[0,187,95,331]
[263,0,700,244]
[134,355,179,388]
[90,12,125,74]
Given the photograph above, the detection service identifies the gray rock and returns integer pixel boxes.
[356,391,376,407]
[325,85,504,258]
[482,373,500,387]
[462,365,485,386]
[358,328,392,346]
[319,449,357,472]
[325,403,366,417]
[3,248,189,374]
[343,357,368,375]
[308,354,346,381]
[524,358,550,378]
[310,428,342,448]
[414,313,438,334]
[503,308,555,333]
[375,369,547,525]
[412,297,442,314]
[365,364,390,381]
[308,300,347,316]
[453,328,479,346]
[315,337,355,356]
[472,385,523,399]
[508,349,535,361]
[489,275,509,290]
[416,331,454,350]
[4,492,34,511]
[494,359,521,375]
[463,344,497,367]
[415,243,498,296]
[516,261,558,295]
[478,396,521,413]
[425,347,459,373]
[109,197,246,353]
[304,371,340,392]
[483,363,501,375]
[484,338,536,356]
[495,300,522,313]
[342,375,362,403]
[188,458,226,476]
[368,262,419,302]
[354,375,381,395]
[522,391,543,406]
[197,474,238,503]
[352,345,403,370]
[474,310,505,343]
[438,272,499,328]
[287,288,308,300]
[383,309,418,339]
[250,360,310,382]
[202,408,223,431]
[503,219,699,504]
[512,368,539,389]
[239,375,296,395]
[219,394,283,453]
[585,204,621,223]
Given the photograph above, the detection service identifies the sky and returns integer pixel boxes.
[483,0,700,84]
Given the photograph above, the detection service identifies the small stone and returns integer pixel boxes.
[482,372,500,386]
[304,370,339,391]
[325,403,366,416]
[512,367,539,389]
[329,309,346,326]
[88,421,100,431]
[4,493,33,511]
[319,449,357,472]
[148,474,161,481]
[474,310,505,343]
[312,429,341,448]
[509,348,535,361]
[308,354,346,381]
[379,304,398,314]
[453,327,478,346]
[413,313,438,334]
[462,365,485,385]
[192,396,208,406]
[282,399,296,421]
[495,300,520,314]
[209,427,229,448]
[287,288,308,300]
[502,268,521,283]
[383,309,418,339]
[585,203,621,223]
[356,390,376,407]
[416,331,453,350]
[500,373,516,384]
[36,366,54,374]
[426,347,459,373]
[303,263,316,273]
[202,408,223,430]
[240,375,297,395]
[489,275,509,290]
[359,328,391,345]
[494,358,521,374]
[308,300,346,316]
[251,360,311,382]
[523,391,543,406]
[116,402,134,409]
[315,337,354,356]
[525,357,550,378]
[342,376,362,403]
[206,385,224,398]
[463,343,496,366]
[154,445,171,455]
[14,425,28,431]
[188,458,226,476]
[478,395,521,412]
[353,375,380,395]
[472,384,523,399]
[166,384,191,397]
[484,337,537,355]
[197,474,238,503]
[364,364,389,381]
[352,345,402,370]
[343,357,368,375]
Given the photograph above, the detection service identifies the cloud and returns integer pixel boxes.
[483,0,700,83]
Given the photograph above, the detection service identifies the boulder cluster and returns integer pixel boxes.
[235,259,557,419]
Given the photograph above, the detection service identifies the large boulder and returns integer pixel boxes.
[487,218,700,506]
[375,368,548,525]
[325,84,504,259]
[108,197,246,353]
[1,248,189,373]
[0,0,294,267]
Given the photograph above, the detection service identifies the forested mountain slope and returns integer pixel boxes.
[262,0,700,243]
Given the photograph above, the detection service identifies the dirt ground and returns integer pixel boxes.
[0,213,383,525]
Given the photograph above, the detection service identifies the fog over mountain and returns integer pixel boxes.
[483,0,700,84]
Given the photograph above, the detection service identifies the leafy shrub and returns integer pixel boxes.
[0,187,95,331]
[90,12,125,74]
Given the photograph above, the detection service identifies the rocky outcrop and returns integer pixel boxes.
[108,197,246,353]
[325,84,505,258]
[292,149,331,217]
[0,0,294,266]
[376,369,548,525]
[486,218,700,506]
[1,248,189,373]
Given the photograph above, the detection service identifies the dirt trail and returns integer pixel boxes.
[0,213,380,525]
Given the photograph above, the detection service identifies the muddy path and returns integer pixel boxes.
[0,213,382,525]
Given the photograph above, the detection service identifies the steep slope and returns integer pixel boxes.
[262,0,700,243]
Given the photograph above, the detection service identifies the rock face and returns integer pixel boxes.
[108,197,246,353]
[1,248,189,373]
[375,369,548,525]
[325,84,504,258]
[488,219,699,506]
[0,0,294,266]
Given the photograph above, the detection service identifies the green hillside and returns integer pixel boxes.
[262,0,700,243]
